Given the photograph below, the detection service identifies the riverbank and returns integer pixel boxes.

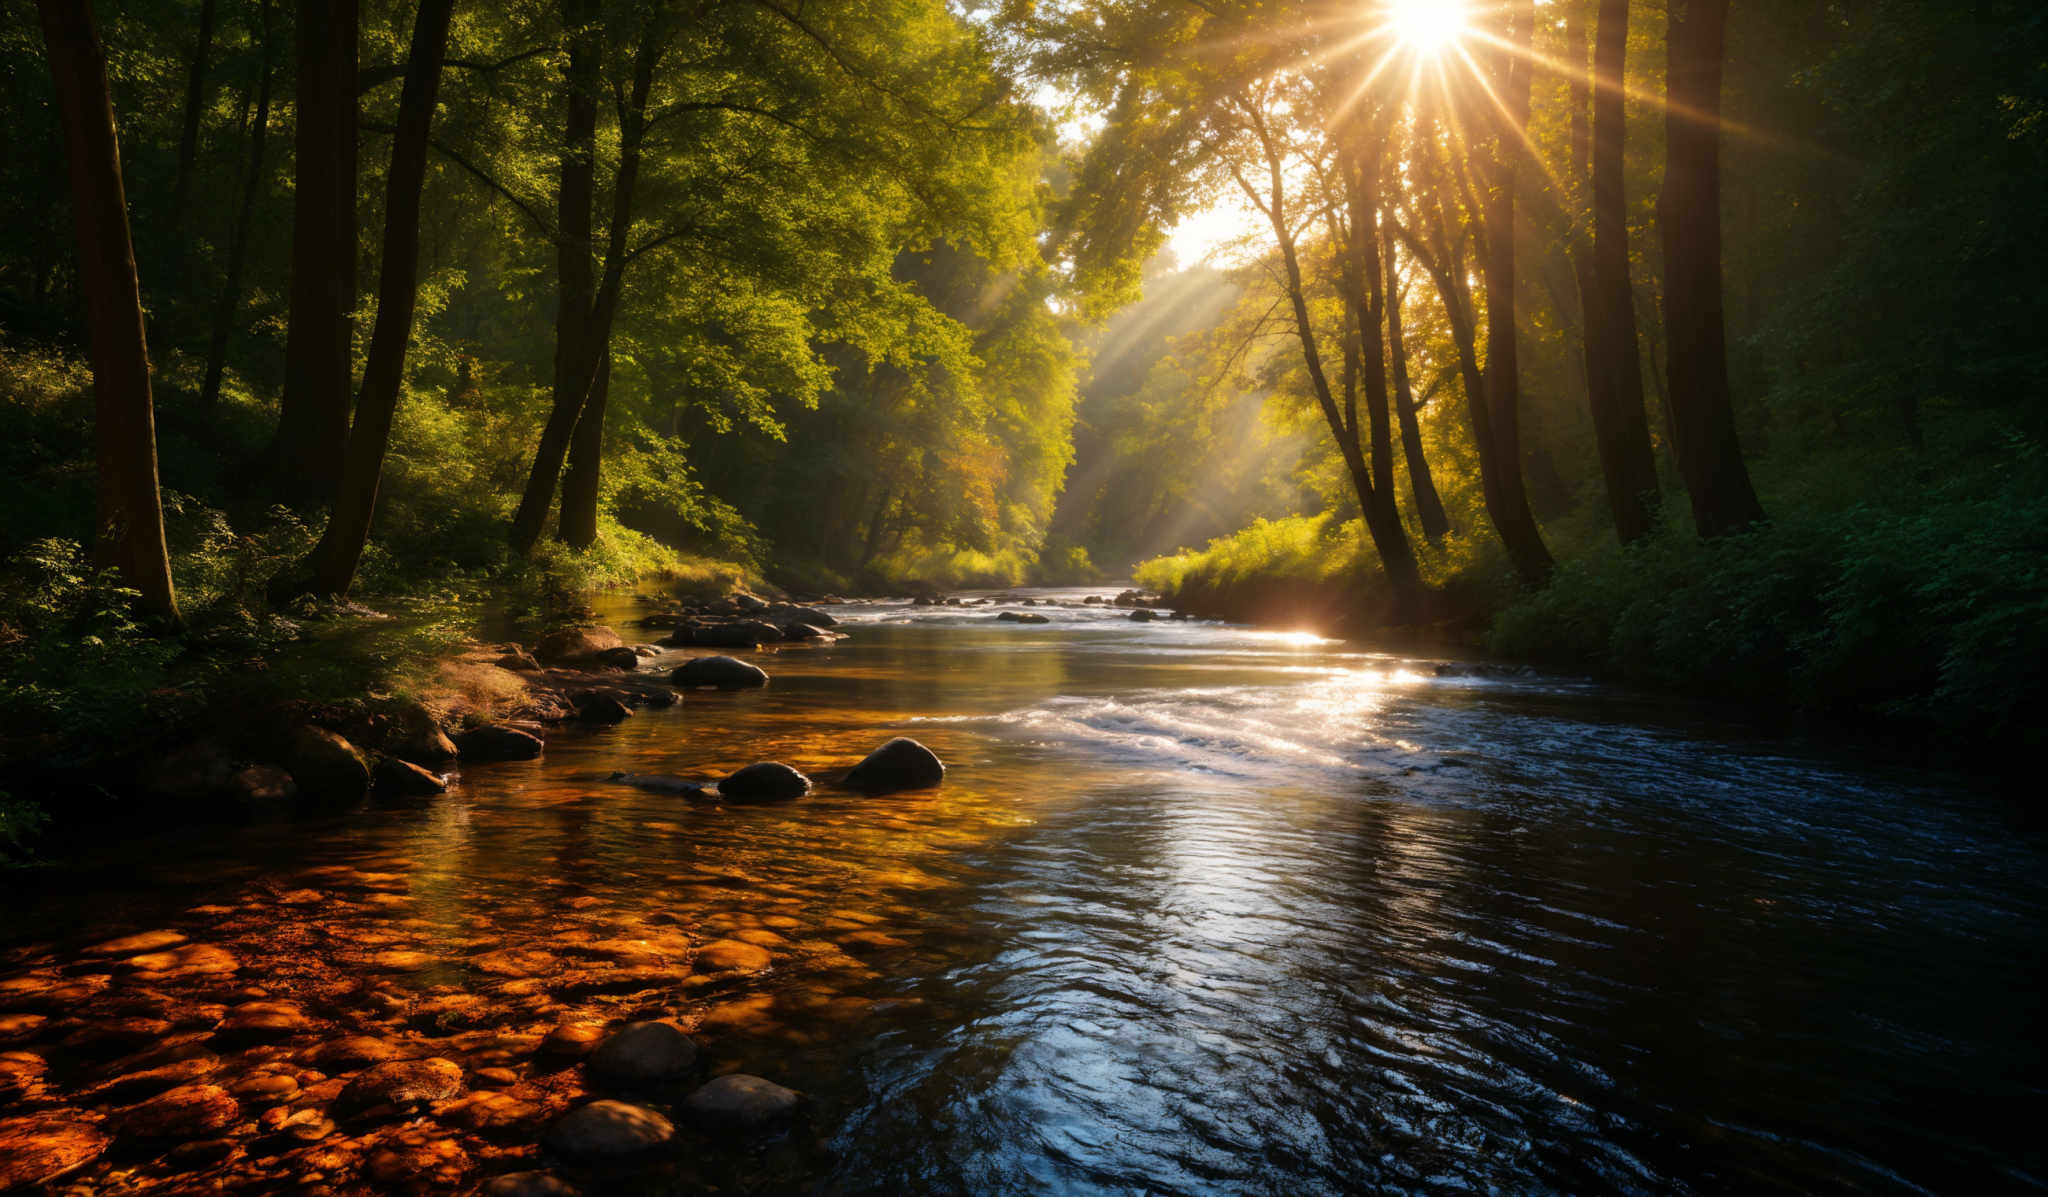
[1134,506,2047,768]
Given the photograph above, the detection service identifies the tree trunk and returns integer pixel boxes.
[1570,0,1662,543]
[556,341,610,547]
[1662,0,1766,537]
[200,0,275,410]
[298,0,455,596]
[38,0,180,624]
[1474,2,1555,586]
[171,0,219,230]
[508,22,661,554]
[271,0,358,507]
[540,0,601,547]
[1382,218,1450,541]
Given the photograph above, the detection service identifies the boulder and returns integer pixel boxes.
[731,593,768,612]
[716,762,811,803]
[225,764,297,808]
[533,626,626,668]
[842,737,945,795]
[767,603,837,628]
[333,1058,464,1118]
[780,621,830,641]
[0,1116,107,1188]
[373,755,447,798]
[574,694,634,724]
[393,703,459,764]
[997,611,1049,625]
[453,725,544,762]
[287,727,370,804]
[541,1100,675,1160]
[680,1074,802,1133]
[108,1082,241,1139]
[670,656,768,691]
[585,1022,698,1088]
[1128,608,1158,622]
[495,649,543,672]
[538,1023,607,1060]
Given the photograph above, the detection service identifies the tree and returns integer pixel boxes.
[1382,208,1451,542]
[170,0,220,230]
[36,0,180,624]
[200,0,277,410]
[1570,0,1661,543]
[1662,0,1766,536]
[270,0,359,506]
[298,0,456,596]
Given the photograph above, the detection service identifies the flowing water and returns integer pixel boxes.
[2,588,2042,1195]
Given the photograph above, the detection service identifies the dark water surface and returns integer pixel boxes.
[3,589,2042,1194]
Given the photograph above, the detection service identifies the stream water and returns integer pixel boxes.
[1,588,2042,1195]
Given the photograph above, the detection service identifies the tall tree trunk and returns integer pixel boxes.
[541,0,601,546]
[299,0,455,596]
[1662,0,1766,537]
[1337,137,1403,544]
[201,0,275,409]
[556,341,610,547]
[1474,3,1555,586]
[271,0,358,507]
[1242,106,1424,625]
[1569,0,1662,542]
[38,0,180,624]
[1382,218,1450,541]
[171,0,219,230]
[508,23,661,554]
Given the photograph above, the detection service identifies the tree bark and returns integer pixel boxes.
[508,21,662,554]
[1382,217,1450,541]
[557,340,610,547]
[201,0,275,409]
[299,0,455,596]
[1571,0,1662,542]
[1474,2,1555,586]
[1662,0,1766,537]
[171,0,219,230]
[38,0,180,624]
[271,0,358,507]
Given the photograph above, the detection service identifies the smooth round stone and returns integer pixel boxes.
[302,1035,401,1070]
[541,1100,675,1160]
[680,1074,802,1132]
[214,999,313,1041]
[693,940,772,974]
[333,1057,464,1116]
[841,737,946,794]
[228,1072,300,1107]
[585,1021,698,1087]
[108,1082,241,1139]
[538,1023,606,1059]
[479,1169,582,1196]
[716,762,810,802]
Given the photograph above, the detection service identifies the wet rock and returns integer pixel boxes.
[1128,608,1158,622]
[373,755,448,798]
[680,1074,802,1133]
[534,626,626,668]
[842,737,945,795]
[717,762,810,802]
[228,1072,301,1108]
[61,1017,172,1059]
[369,949,434,972]
[441,1090,540,1135]
[692,940,773,975]
[769,603,837,628]
[495,649,543,672]
[609,772,706,797]
[226,764,298,807]
[289,726,372,804]
[82,929,187,958]
[472,948,560,979]
[0,1115,108,1188]
[541,1100,675,1160]
[0,1014,44,1045]
[453,725,544,762]
[471,1067,518,1089]
[585,1021,698,1088]
[996,611,1050,624]
[538,1023,606,1060]
[109,1081,241,1139]
[573,694,634,724]
[364,1124,471,1189]
[92,1055,219,1103]
[333,1057,464,1118]
[780,621,832,641]
[840,929,912,952]
[670,655,769,691]
[394,704,460,765]
[119,943,240,979]
[478,1170,582,1197]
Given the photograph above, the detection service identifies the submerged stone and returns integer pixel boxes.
[680,1074,802,1133]
[585,1021,698,1088]
[109,1082,241,1139]
[541,1099,675,1160]
[0,1115,108,1188]
[333,1057,464,1117]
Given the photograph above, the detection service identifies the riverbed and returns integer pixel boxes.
[2,588,2042,1194]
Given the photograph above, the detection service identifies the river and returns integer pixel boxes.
[2,587,2042,1195]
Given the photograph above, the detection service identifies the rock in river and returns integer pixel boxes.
[585,1021,698,1087]
[480,1170,583,1196]
[670,655,769,690]
[842,737,945,795]
[533,626,625,667]
[288,726,370,803]
[453,724,544,761]
[108,1082,241,1139]
[541,1100,675,1160]
[0,1115,108,1188]
[334,1057,464,1118]
[717,762,810,802]
[373,754,447,798]
[680,1074,803,1133]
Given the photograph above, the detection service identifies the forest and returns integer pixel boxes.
[2,0,2044,842]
